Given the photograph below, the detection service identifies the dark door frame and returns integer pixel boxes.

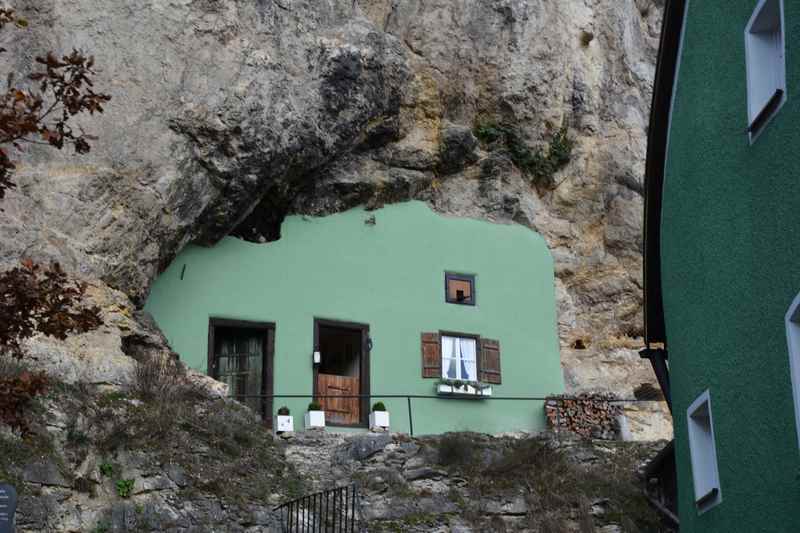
[207,317,275,427]
[313,318,371,428]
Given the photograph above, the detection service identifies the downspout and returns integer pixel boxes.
[639,346,671,413]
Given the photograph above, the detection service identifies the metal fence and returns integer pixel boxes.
[275,484,361,533]
[236,393,668,437]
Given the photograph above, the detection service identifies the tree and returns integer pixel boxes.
[0,260,102,359]
[0,7,111,199]
[0,7,110,432]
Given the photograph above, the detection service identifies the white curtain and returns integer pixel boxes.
[441,335,476,381]
[459,338,477,382]
[441,336,457,379]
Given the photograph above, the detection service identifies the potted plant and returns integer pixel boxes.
[369,401,390,431]
[436,378,493,397]
[304,401,325,429]
[276,406,293,433]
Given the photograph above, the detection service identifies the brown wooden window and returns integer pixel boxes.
[445,272,475,305]
[421,331,501,384]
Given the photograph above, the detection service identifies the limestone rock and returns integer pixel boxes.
[0,0,668,439]
[334,432,393,463]
[23,461,70,488]
[438,122,480,175]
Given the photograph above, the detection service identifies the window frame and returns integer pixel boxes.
[439,330,481,382]
[744,0,786,143]
[686,390,722,514]
[444,272,476,306]
[784,293,800,450]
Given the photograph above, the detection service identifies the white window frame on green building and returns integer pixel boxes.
[784,292,800,450]
[744,0,786,143]
[687,389,722,514]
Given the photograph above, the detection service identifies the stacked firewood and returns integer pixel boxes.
[544,393,623,440]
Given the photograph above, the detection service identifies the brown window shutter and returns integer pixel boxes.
[480,338,501,384]
[421,332,441,378]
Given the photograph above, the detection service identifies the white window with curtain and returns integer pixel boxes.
[441,335,478,382]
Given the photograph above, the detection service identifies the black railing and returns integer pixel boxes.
[275,484,360,532]
[235,393,665,436]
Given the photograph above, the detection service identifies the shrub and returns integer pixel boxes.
[0,355,25,380]
[0,261,102,359]
[308,401,322,412]
[130,354,204,403]
[473,120,574,189]
[99,462,114,477]
[116,478,134,498]
[277,406,290,416]
[474,122,505,144]
[0,366,49,433]
[437,432,477,468]
[371,401,386,412]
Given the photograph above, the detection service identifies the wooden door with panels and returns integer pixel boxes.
[207,318,275,427]
[314,319,371,426]
[317,374,360,425]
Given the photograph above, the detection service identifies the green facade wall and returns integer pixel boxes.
[662,1,800,530]
[145,201,563,435]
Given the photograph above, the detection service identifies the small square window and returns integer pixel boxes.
[687,390,722,514]
[745,0,786,141]
[445,272,475,305]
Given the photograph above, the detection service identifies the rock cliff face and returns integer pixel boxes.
[4,378,665,532]
[1,1,666,414]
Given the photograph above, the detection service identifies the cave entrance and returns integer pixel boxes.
[313,319,370,427]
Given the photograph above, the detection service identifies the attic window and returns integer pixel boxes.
[445,272,475,306]
[687,390,722,514]
[745,0,786,142]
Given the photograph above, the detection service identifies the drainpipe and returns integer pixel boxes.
[639,346,672,413]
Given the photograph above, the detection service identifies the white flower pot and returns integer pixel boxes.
[369,411,390,430]
[304,410,325,428]
[276,415,294,433]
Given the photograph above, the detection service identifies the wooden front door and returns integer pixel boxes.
[313,319,370,427]
[318,374,360,425]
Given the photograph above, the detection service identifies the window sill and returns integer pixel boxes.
[437,383,492,398]
[695,487,721,514]
[748,88,785,143]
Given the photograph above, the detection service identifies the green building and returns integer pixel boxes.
[145,201,563,435]
[644,0,800,530]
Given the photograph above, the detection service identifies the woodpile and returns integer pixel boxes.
[544,393,623,440]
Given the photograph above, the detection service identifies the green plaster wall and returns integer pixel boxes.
[145,201,563,435]
[662,1,800,530]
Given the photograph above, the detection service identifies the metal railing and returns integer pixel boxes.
[275,484,360,532]
[235,393,667,437]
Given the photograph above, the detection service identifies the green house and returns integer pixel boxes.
[644,0,800,530]
[145,201,563,435]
